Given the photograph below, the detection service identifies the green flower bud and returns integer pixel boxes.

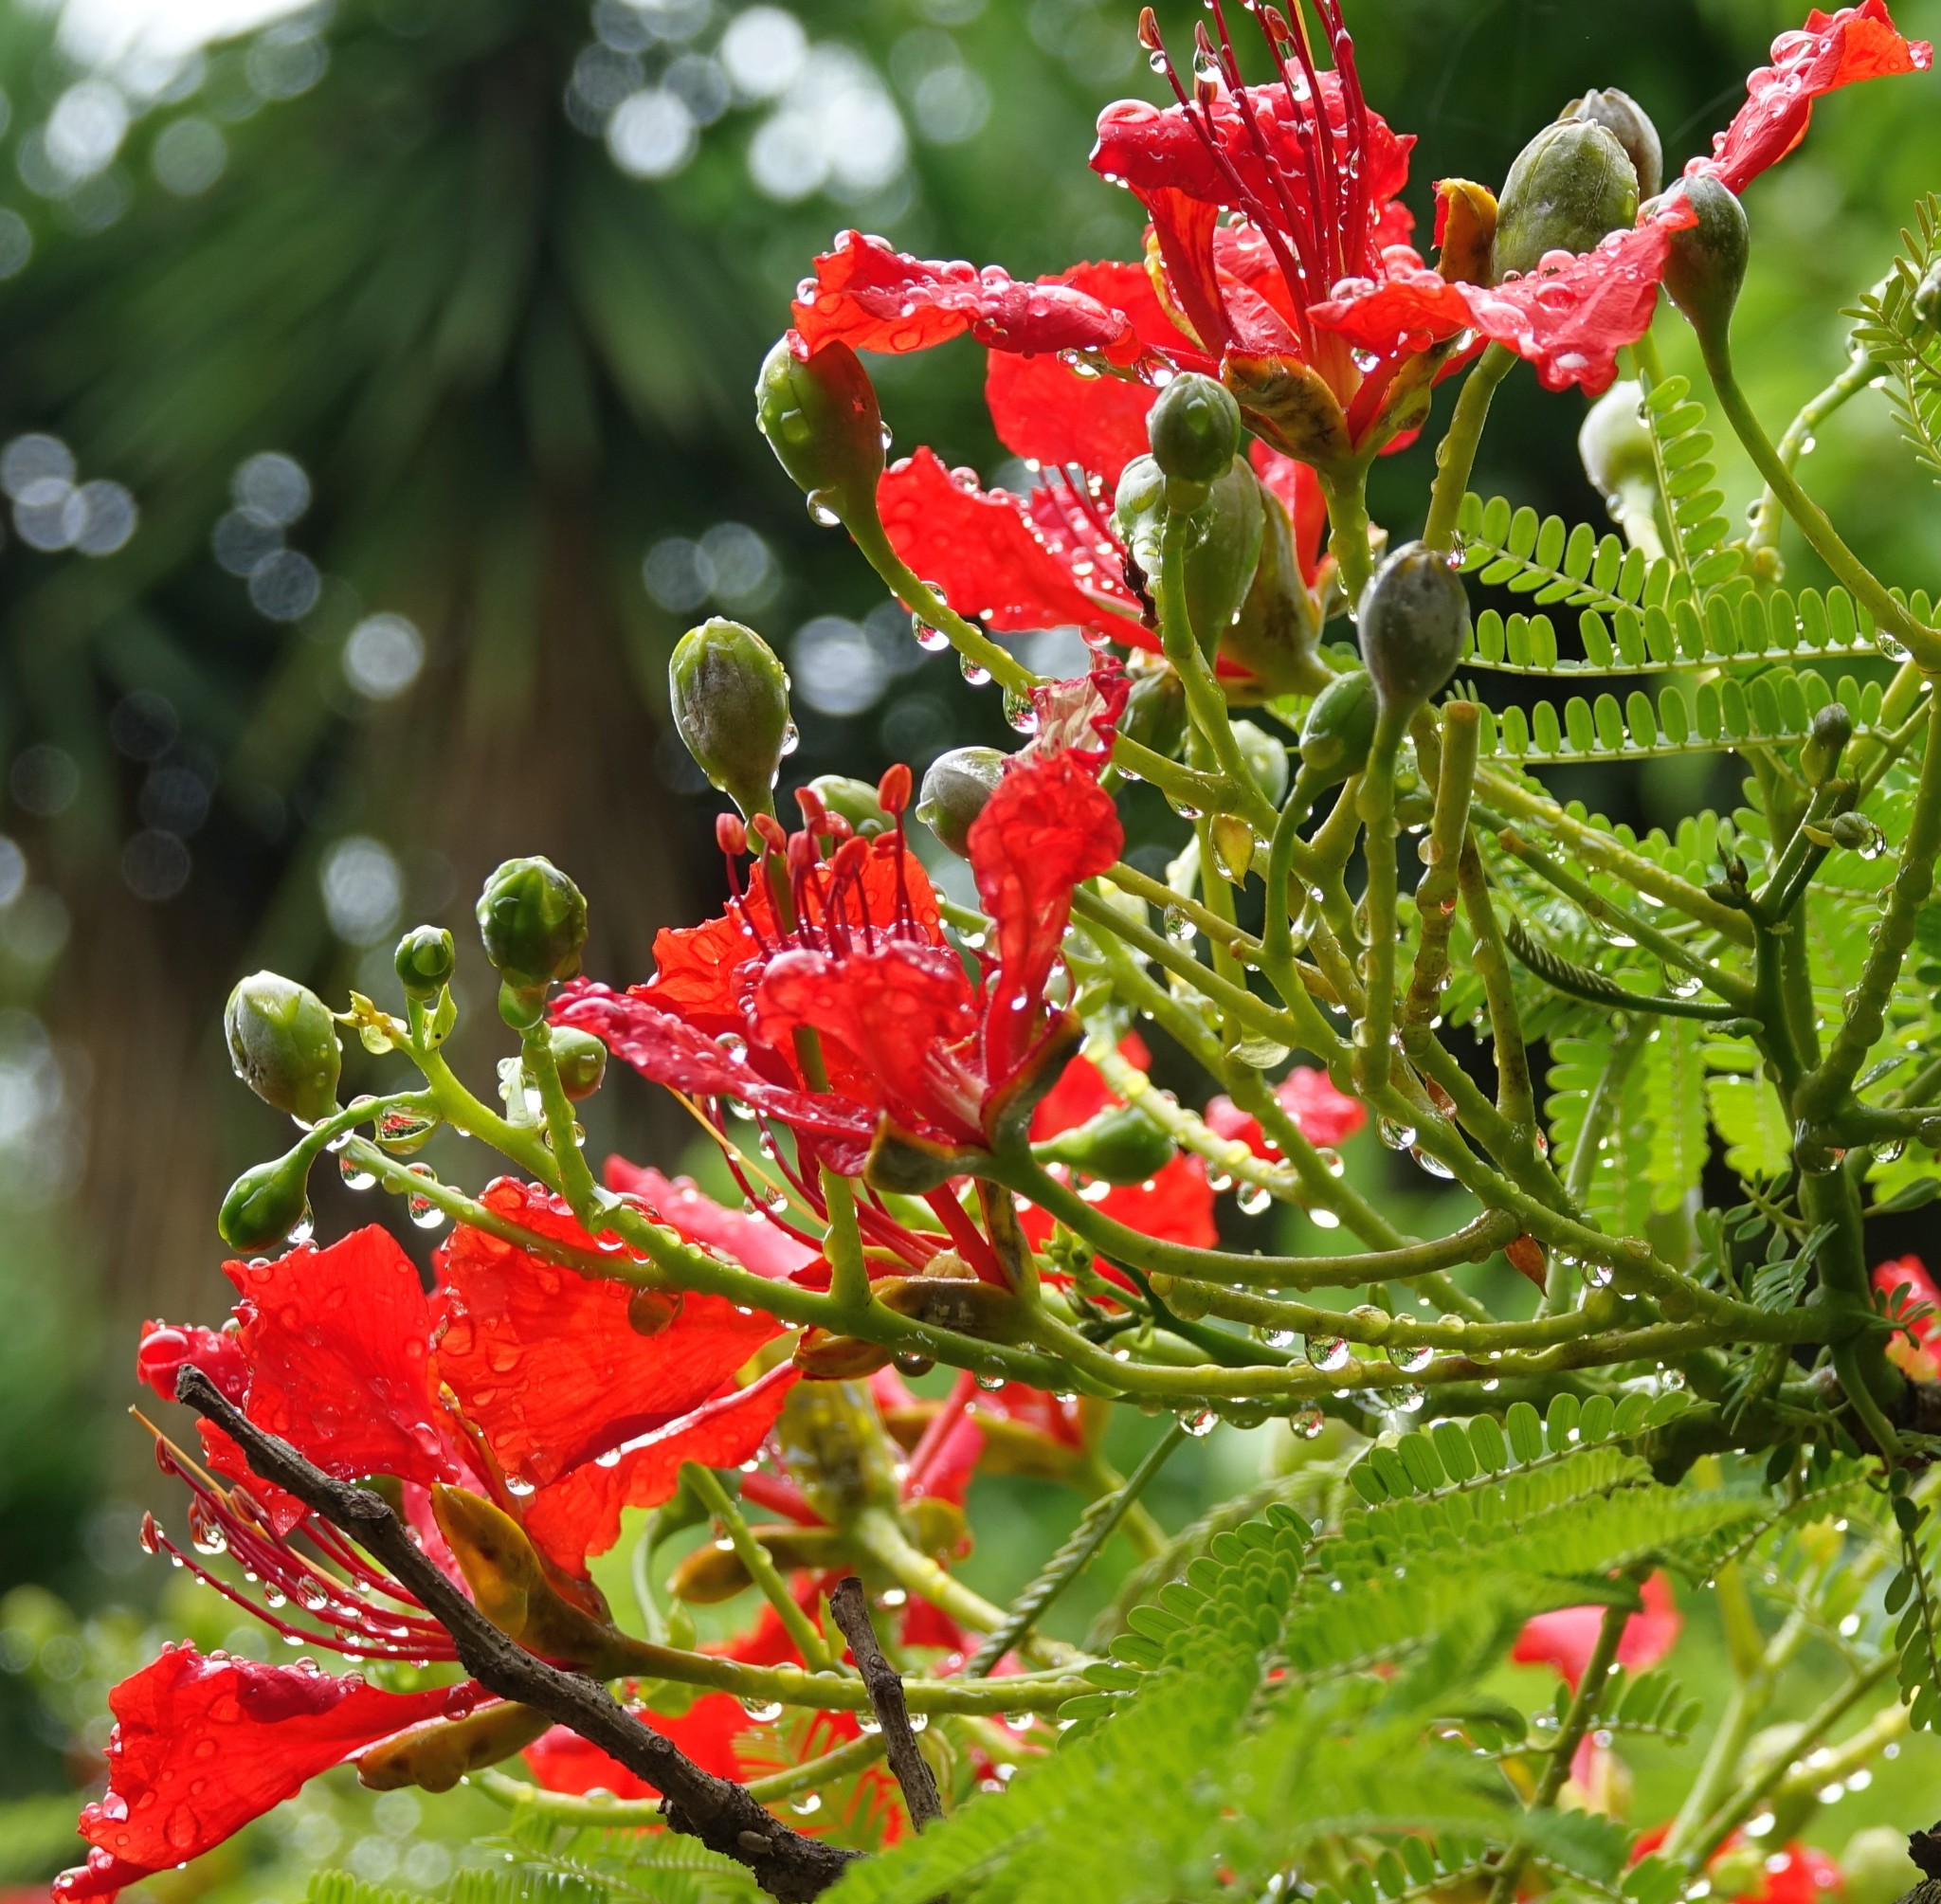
[1356,542,1471,716]
[916,746,1007,858]
[225,972,341,1124]
[1148,371,1241,489]
[1297,669,1379,786]
[1230,719,1290,806]
[1659,173,1750,348]
[1494,120,1638,278]
[1559,87,1662,199]
[1119,667,1188,759]
[1113,454,1167,580]
[668,618,794,819]
[808,773,892,837]
[1915,255,1941,334]
[1036,1101,1177,1186]
[1801,701,1854,788]
[1114,455,1264,659]
[394,925,456,998]
[1223,466,1330,698]
[219,1151,316,1252]
[476,857,589,992]
[549,1025,608,1100]
[755,335,885,530]
[1838,1828,1918,1904]
[1576,381,1655,499]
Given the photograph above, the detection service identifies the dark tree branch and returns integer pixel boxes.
[827,1576,944,1832]
[174,1367,859,1904]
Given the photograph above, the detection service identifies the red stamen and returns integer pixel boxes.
[905,1371,979,1494]
[922,1188,1008,1286]
[717,812,748,858]
[878,763,913,815]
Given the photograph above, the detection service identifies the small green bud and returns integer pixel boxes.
[1223,465,1330,698]
[476,857,588,992]
[1837,1828,1918,1904]
[1035,1102,1177,1186]
[1114,454,1264,659]
[549,1025,608,1100]
[219,1151,316,1252]
[1801,701,1854,788]
[1915,255,1941,333]
[1356,543,1471,716]
[668,618,793,819]
[808,773,892,837]
[1494,120,1639,278]
[916,746,1007,858]
[225,972,341,1124]
[1113,454,1167,580]
[1230,719,1290,806]
[755,335,885,530]
[1559,87,1662,199]
[1576,381,1655,499]
[394,925,455,998]
[1660,173,1750,347]
[1827,810,1878,852]
[1119,667,1188,759]
[1297,669,1379,786]
[1148,371,1242,489]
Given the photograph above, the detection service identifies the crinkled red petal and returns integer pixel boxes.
[968,752,1124,1082]
[224,1227,458,1488]
[57,1647,481,1901]
[552,983,878,1170]
[792,231,1139,362]
[985,261,1197,487]
[1309,256,1472,357]
[752,941,984,1149]
[136,1320,248,1406]
[605,1158,817,1281]
[522,1364,801,1574]
[878,449,1140,644]
[1691,1,1932,194]
[433,1179,783,1487]
[1459,200,1696,396]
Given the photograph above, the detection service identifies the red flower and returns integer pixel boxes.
[1513,1569,1681,1687]
[1205,1065,1369,1158]
[56,1648,483,1902]
[1873,1253,1939,1381]
[1633,1828,1841,1904]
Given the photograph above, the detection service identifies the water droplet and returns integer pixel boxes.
[975,1370,1007,1392]
[1387,1340,1432,1374]
[1309,1206,1341,1230]
[1305,1334,1351,1373]
[376,1106,438,1155]
[285,1205,315,1246]
[806,489,842,528]
[1290,1405,1325,1440]
[1664,966,1703,999]
[1377,1117,1416,1151]
[1004,688,1040,734]
[1409,1146,1454,1180]
[1163,906,1196,945]
[960,653,991,687]
[1236,1182,1273,1216]
[1583,1259,1614,1290]
[1178,1406,1218,1437]
[913,616,950,653]
[1386,1385,1425,1413]
[780,721,801,759]
[739,1697,784,1722]
[790,1793,823,1816]
[407,1164,445,1229]
[339,1152,377,1191]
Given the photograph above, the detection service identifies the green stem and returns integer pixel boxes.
[1423,343,1516,552]
[682,1462,837,1672]
[846,517,1040,696]
[1748,350,1886,556]
[1315,462,1376,602]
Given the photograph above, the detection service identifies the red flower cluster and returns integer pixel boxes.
[1873,1253,1939,1381]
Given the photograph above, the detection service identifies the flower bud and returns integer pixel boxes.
[1356,542,1471,716]
[1117,453,1266,659]
[808,773,892,837]
[1827,810,1877,852]
[358,1703,552,1793]
[224,972,341,1124]
[1559,87,1662,199]
[1148,371,1242,491]
[548,1025,608,1100]
[875,1274,1025,1342]
[1297,667,1379,785]
[1230,719,1289,806]
[1577,381,1655,499]
[755,335,885,530]
[218,1152,315,1252]
[394,925,455,998]
[790,1326,896,1379]
[476,857,588,994]
[1915,256,1941,334]
[668,617,794,819]
[1036,1101,1178,1185]
[1838,1827,1919,1904]
[1801,701,1854,788]
[1660,174,1750,348]
[916,746,1007,858]
[1224,466,1329,698]
[1494,120,1639,278]
[1119,667,1188,758]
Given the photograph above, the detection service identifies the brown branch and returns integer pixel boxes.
[827,1575,944,1831]
[173,1367,859,1904]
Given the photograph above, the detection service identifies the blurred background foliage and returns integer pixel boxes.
[0,0,1936,1884]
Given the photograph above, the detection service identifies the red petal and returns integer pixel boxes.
[984,261,1200,488]
[1874,1252,1941,1379]
[605,1159,817,1280]
[753,941,984,1148]
[969,752,1123,1082]
[434,1180,783,1487]
[523,1689,754,1798]
[792,231,1138,362]
[1513,1571,1681,1687]
[136,1320,248,1405]
[1248,444,1329,588]
[1309,257,1472,357]
[1092,1152,1216,1249]
[878,449,1142,644]
[974,1383,1086,1451]
[1692,1,1931,193]
[196,1422,308,1538]
[225,1228,457,1488]
[1205,1067,1367,1157]
[522,1364,800,1574]
[1459,201,1696,396]
[59,1647,481,1900]
[551,982,879,1169]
